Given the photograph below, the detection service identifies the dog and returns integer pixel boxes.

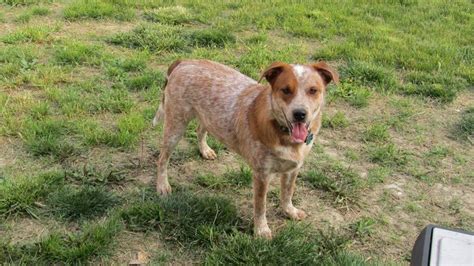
[153,59,338,238]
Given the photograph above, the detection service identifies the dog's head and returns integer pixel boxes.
[260,61,339,144]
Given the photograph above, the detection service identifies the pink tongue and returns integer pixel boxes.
[291,123,308,143]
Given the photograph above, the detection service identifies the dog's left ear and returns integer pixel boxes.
[258,62,288,86]
[312,62,339,86]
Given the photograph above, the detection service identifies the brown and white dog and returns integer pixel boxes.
[153,60,338,238]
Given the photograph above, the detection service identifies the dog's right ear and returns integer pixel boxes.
[258,62,288,86]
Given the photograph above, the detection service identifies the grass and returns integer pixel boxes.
[15,6,50,23]
[367,143,409,167]
[322,111,349,129]
[22,118,79,160]
[1,25,56,44]
[362,123,390,143]
[454,107,474,142]
[1,1,473,264]
[47,185,121,221]
[0,171,64,219]
[304,160,361,205]
[187,28,236,48]
[121,190,243,246]
[54,41,105,66]
[107,24,187,52]
[143,6,195,25]
[63,0,135,21]
[0,216,122,264]
[205,223,371,265]
[196,166,252,189]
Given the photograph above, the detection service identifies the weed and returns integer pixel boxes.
[367,167,390,186]
[22,118,79,160]
[304,161,361,205]
[107,24,186,52]
[64,0,135,21]
[196,173,227,189]
[454,107,474,142]
[120,202,163,232]
[350,217,376,239]
[362,123,390,143]
[120,191,242,246]
[196,166,252,189]
[206,223,359,265]
[65,163,129,186]
[123,70,165,91]
[188,28,236,48]
[15,6,50,23]
[0,216,122,264]
[143,6,194,25]
[322,111,349,129]
[328,81,371,108]
[367,143,408,167]
[54,41,104,66]
[47,185,120,221]
[1,25,55,44]
[0,171,64,219]
[341,61,398,91]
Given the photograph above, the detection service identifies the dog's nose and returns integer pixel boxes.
[293,109,306,122]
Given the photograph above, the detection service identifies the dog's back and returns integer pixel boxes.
[159,60,258,145]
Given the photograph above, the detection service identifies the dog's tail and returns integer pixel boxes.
[152,60,183,127]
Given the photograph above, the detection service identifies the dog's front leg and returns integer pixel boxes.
[280,170,307,220]
[253,172,272,239]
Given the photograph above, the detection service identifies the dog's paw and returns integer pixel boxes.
[254,226,272,239]
[201,147,217,160]
[284,206,307,220]
[156,182,172,196]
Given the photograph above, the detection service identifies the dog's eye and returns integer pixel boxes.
[308,87,318,95]
[281,87,291,95]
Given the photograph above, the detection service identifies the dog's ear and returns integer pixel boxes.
[259,62,288,86]
[311,61,339,86]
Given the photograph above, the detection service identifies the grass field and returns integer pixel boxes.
[0,0,473,264]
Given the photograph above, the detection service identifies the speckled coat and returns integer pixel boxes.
[153,59,339,238]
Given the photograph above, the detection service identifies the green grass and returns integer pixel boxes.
[0,171,64,219]
[121,191,243,246]
[350,217,376,239]
[64,163,129,186]
[143,6,195,25]
[107,24,187,52]
[187,28,236,48]
[322,111,349,129]
[328,81,371,108]
[1,25,56,44]
[367,143,409,167]
[22,118,79,160]
[362,123,390,143]
[63,0,135,21]
[0,216,122,264]
[455,107,474,142]
[54,41,105,66]
[47,185,121,221]
[304,160,361,205]
[123,70,165,90]
[196,166,252,189]
[206,223,371,265]
[15,6,50,23]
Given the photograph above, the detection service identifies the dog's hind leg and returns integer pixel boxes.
[156,107,192,195]
[197,123,217,160]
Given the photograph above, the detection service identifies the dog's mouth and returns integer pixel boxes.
[291,122,308,143]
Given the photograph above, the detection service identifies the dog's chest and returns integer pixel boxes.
[264,143,313,173]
